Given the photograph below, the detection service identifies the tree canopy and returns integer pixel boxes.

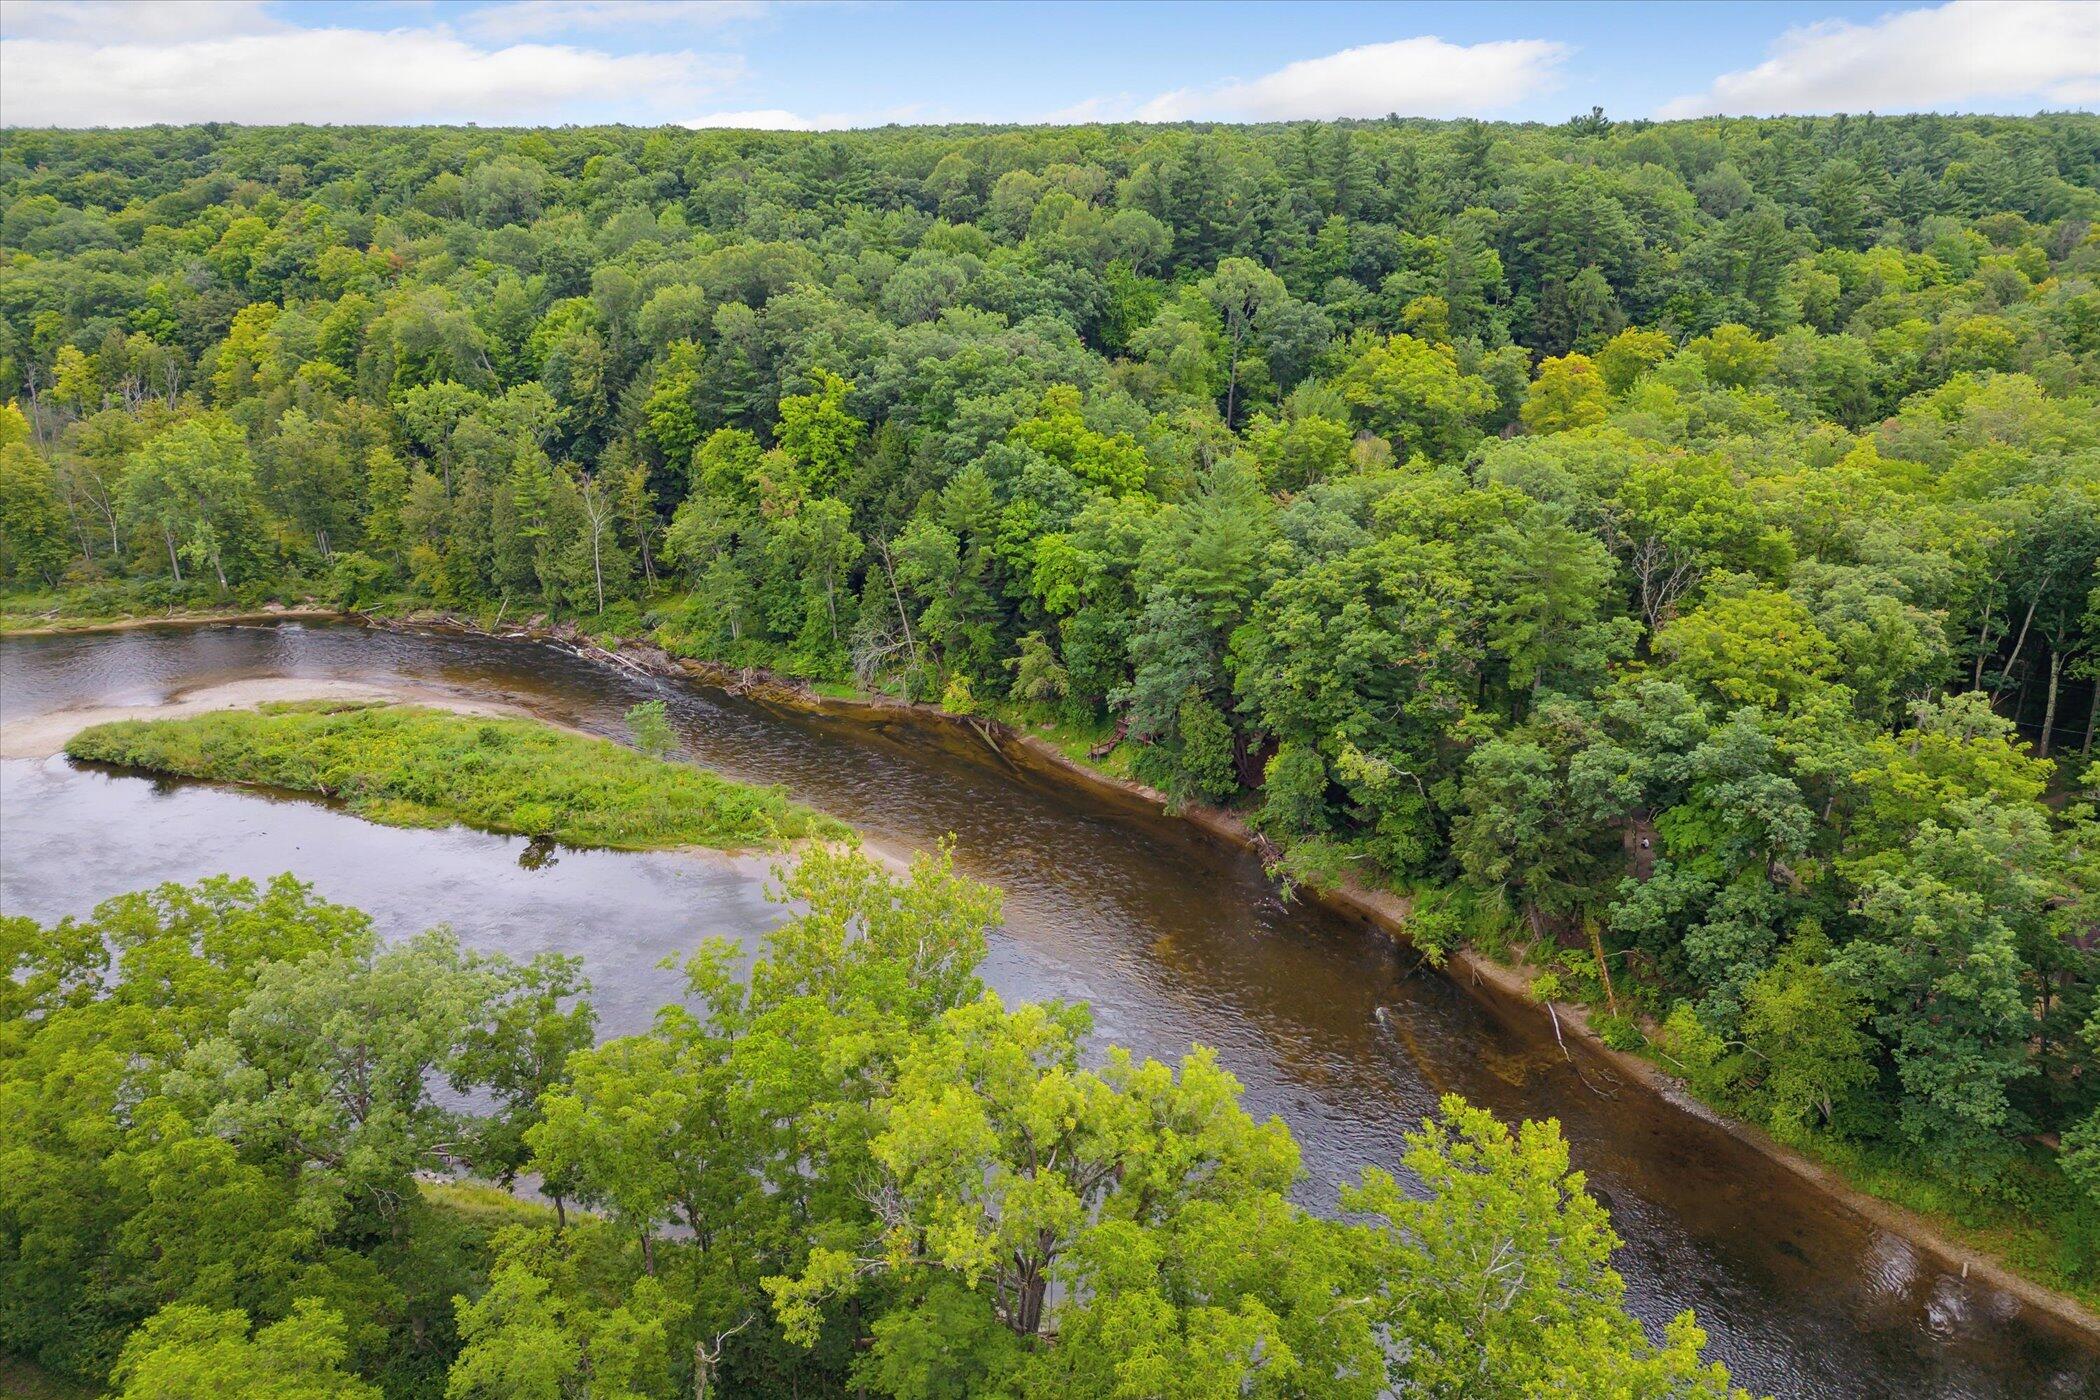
[4,109,2100,1386]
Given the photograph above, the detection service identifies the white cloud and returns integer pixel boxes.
[679,103,925,130]
[0,0,283,41]
[683,108,819,130]
[1659,0,2100,118]
[1103,35,1568,123]
[462,0,771,42]
[0,23,741,126]
[1043,94,1137,125]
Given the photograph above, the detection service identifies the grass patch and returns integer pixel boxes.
[417,1178,559,1228]
[65,701,846,853]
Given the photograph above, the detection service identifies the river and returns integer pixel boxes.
[1,620,2093,1399]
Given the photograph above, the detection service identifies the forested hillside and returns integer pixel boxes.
[2,112,2099,1361]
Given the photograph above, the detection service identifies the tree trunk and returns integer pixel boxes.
[1992,591,2045,700]
[1221,313,1249,429]
[2083,668,2098,757]
[880,537,920,670]
[164,526,182,583]
[582,485,611,613]
[1970,587,2002,689]
[2038,650,2063,758]
[1585,915,1617,1014]
[62,496,93,568]
[1011,1256,1049,1338]
[693,1319,754,1400]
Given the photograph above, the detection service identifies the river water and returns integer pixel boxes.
[0,620,2093,1399]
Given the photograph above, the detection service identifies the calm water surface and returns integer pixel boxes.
[2,621,2094,1399]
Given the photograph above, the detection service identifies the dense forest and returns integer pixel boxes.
[1,112,2098,1391]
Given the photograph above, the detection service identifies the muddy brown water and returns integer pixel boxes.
[1,621,2093,1399]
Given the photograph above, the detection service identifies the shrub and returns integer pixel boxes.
[1174,691,1237,804]
[1592,1012,1646,1051]
[624,699,676,758]
[327,551,389,608]
[1254,741,1328,836]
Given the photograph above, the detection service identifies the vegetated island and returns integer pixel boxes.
[63,700,844,852]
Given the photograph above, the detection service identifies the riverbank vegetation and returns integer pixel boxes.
[0,863,1752,1398]
[63,701,841,851]
[2,114,2097,1299]
[0,576,320,632]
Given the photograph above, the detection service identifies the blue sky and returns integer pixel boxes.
[2,0,2096,128]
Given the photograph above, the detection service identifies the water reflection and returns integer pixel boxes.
[2,621,2094,1399]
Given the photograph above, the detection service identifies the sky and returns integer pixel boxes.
[1,0,2095,130]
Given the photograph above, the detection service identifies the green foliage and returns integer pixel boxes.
[774,369,863,498]
[1592,1012,1647,1052]
[623,699,676,759]
[1836,802,2056,1169]
[1172,689,1237,803]
[446,1225,690,1400]
[117,414,264,592]
[112,1299,378,1400]
[939,671,976,715]
[0,442,70,585]
[325,550,388,608]
[1335,332,1496,459]
[1254,740,1329,837]
[0,874,588,1389]
[1659,588,1838,711]
[1688,323,1777,388]
[1738,934,1873,1141]
[1344,1096,1749,1399]
[4,110,2100,1327]
[1595,327,1673,394]
[65,701,841,851]
[1003,630,1070,708]
[1520,352,1610,434]
[4,844,1756,1399]
[2065,1110,2100,1205]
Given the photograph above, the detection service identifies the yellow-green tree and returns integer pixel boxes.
[1520,352,1610,434]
